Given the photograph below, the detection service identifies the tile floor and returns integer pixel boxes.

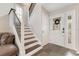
[33,43,79,56]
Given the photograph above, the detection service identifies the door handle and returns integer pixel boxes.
[62,28,65,33]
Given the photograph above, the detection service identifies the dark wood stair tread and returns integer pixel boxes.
[16,25,21,26]
[24,40,37,46]
[24,29,31,31]
[25,44,41,54]
[16,27,20,29]
[16,28,21,31]
[24,28,30,29]
[24,33,33,35]
[24,30,31,32]
[24,36,35,40]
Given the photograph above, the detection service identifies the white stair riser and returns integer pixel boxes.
[24,35,35,38]
[24,38,36,43]
[24,27,31,28]
[24,32,33,34]
[24,29,31,31]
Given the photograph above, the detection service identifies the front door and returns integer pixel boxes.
[50,14,65,47]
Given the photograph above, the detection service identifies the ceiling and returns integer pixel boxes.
[21,3,31,10]
[42,3,76,13]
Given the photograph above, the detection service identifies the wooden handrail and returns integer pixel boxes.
[9,8,21,24]
[29,3,36,16]
[8,8,15,14]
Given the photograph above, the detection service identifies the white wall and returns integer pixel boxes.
[49,4,79,16]
[22,5,29,25]
[0,3,14,32]
[41,7,49,46]
[76,7,79,52]
[0,3,14,17]
[0,15,10,32]
[30,4,49,46]
[0,3,27,33]
[14,4,28,24]
[30,4,42,41]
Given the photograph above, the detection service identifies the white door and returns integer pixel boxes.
[50,14,65,47]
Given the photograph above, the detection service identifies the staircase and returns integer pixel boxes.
[23,25,42,56]
[15,22,42,55]
[9,4,42,56]
[14,23,42,55]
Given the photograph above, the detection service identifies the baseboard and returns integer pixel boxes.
[49,42,77,52]
[76,51,79,54]
[76,50,79,54]
[49,42,65,48]
[42,43,49,47]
